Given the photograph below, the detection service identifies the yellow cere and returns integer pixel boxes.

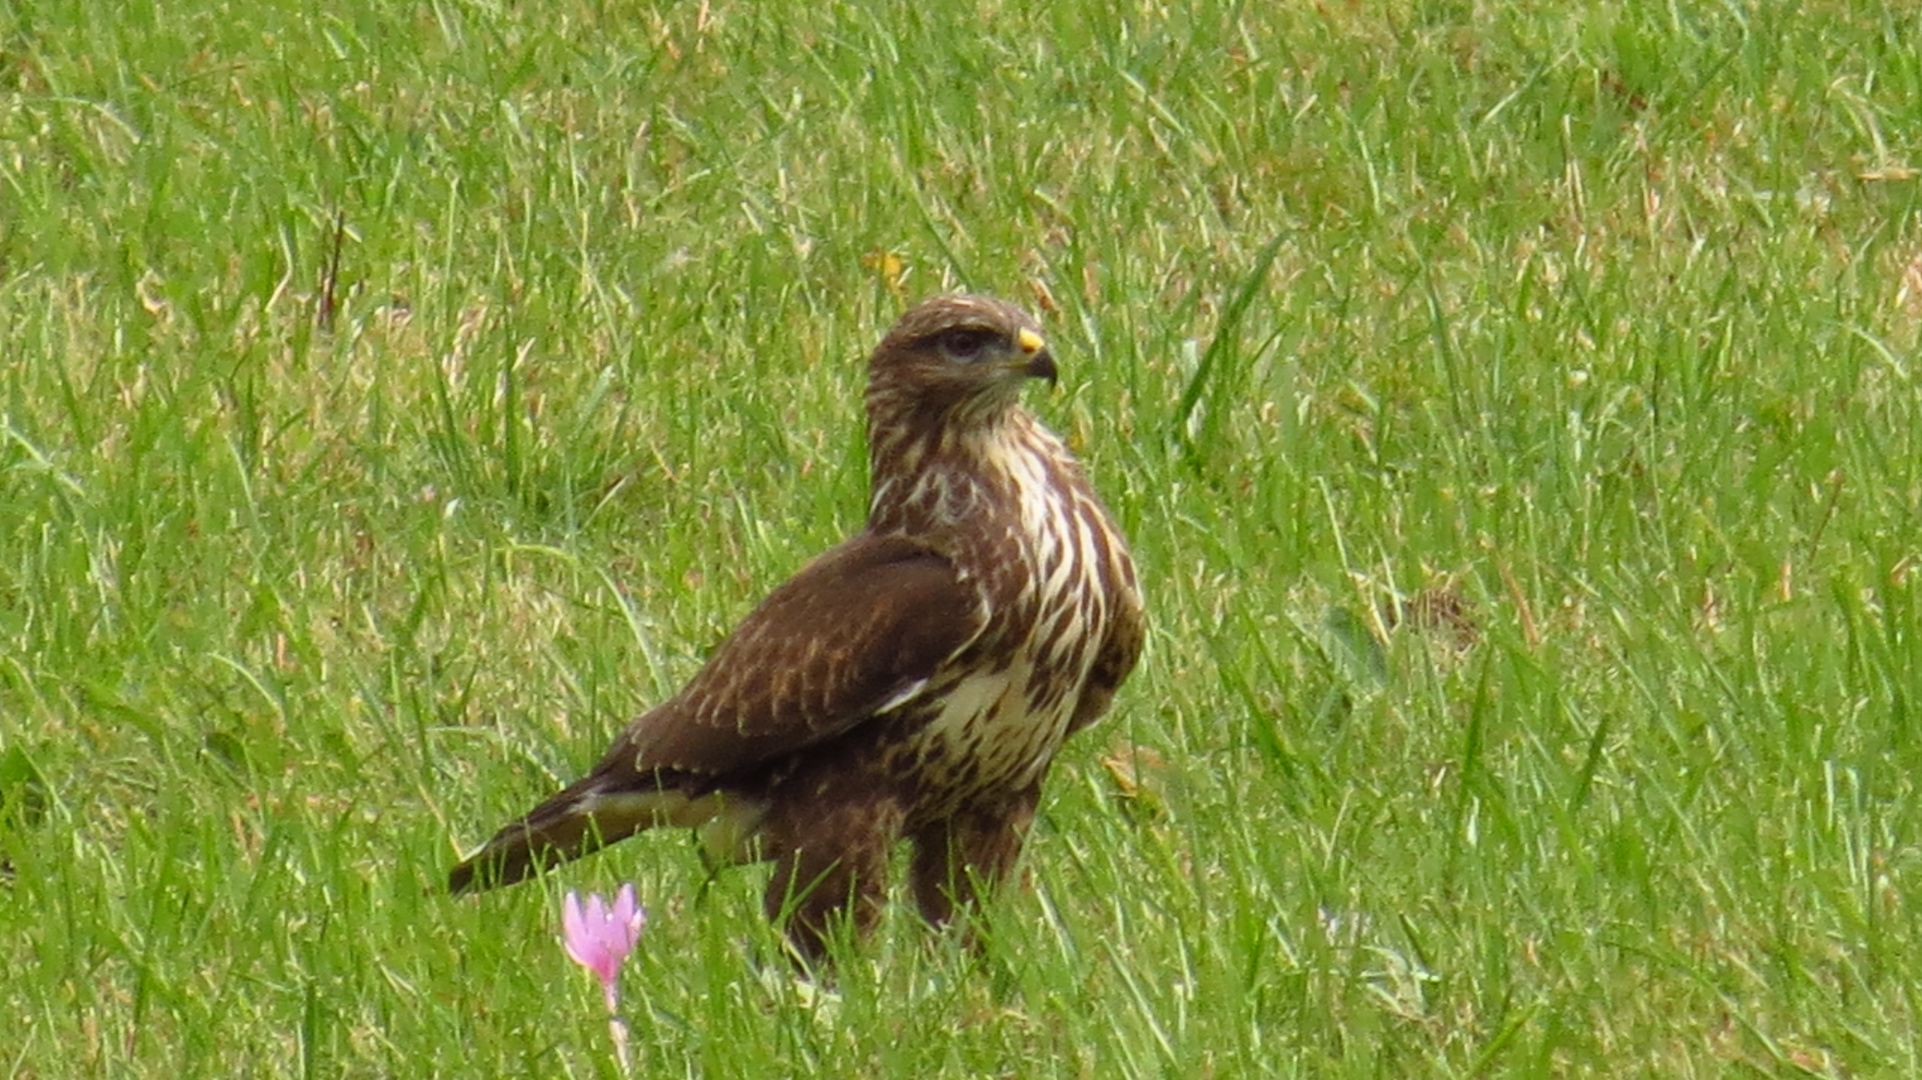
[1017,328,1046,354]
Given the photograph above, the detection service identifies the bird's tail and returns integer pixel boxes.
[448,769,715,893]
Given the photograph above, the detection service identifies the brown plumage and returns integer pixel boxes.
[449,294,1144,961]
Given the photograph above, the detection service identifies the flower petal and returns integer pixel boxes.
[613,883,646,950]
[561,892,594,970]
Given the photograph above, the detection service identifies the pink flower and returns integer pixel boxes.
[561,884,647,1014]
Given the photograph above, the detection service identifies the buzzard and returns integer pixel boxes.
[449,294,1144,961]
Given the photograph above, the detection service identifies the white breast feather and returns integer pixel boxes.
[911,422,1111,791]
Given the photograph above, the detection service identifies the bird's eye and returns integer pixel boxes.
[933,327,1001,362]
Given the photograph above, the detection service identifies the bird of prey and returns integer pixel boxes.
[449,294,1144,962]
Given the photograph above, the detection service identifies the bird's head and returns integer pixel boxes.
[865,294,1056,431]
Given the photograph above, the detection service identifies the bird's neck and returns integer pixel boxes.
[864,406,1047,535]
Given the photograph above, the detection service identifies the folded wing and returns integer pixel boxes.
[449,532,986,891]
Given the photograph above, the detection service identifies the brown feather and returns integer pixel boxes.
[631,533,986,772]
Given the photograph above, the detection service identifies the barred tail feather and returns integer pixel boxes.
[448,774,704,893]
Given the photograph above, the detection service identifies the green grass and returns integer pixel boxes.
[4,0,1922,1075]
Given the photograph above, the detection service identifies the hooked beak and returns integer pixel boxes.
[1015,327,1057,386]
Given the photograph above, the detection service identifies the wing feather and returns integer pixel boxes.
[604,532,985,779]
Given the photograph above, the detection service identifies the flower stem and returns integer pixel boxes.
[608,1015,631,1075]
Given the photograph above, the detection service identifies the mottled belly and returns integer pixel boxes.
[900,658,1077,820]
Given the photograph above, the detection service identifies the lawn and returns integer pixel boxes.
[4,0,1921,1076]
